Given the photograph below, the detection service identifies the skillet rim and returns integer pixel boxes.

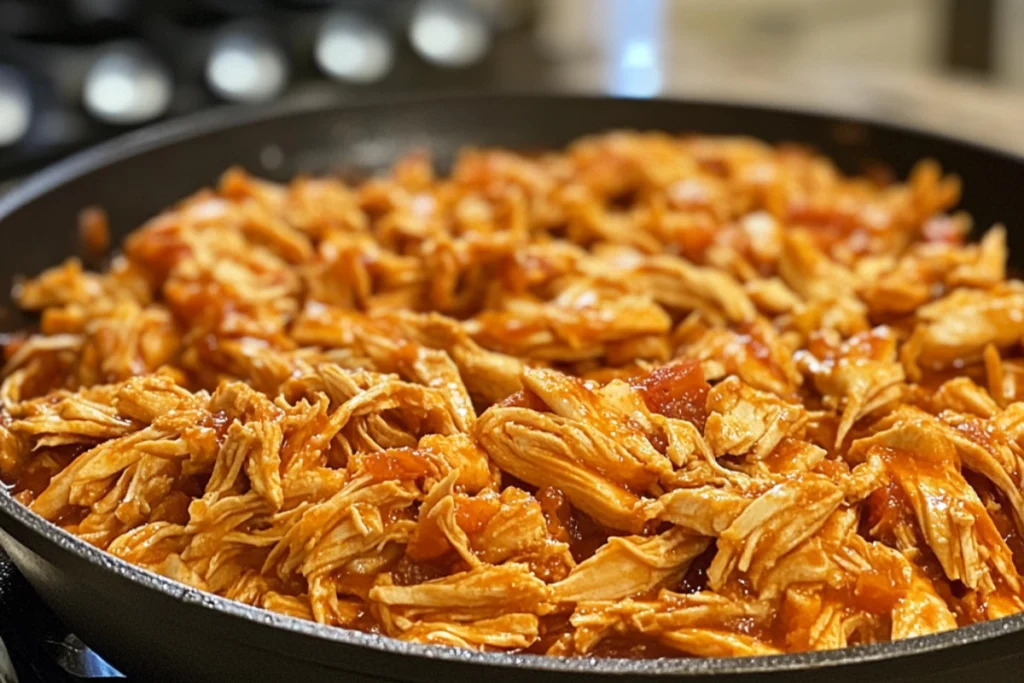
[2,92,1024,677]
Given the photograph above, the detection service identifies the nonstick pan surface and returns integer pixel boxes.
[2,94,1024,683]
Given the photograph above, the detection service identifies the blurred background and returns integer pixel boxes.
[0,1,1023,681]
[0,0,1023,180]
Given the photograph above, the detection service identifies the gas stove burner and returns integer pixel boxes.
[409,0,491,67]
[315,11,395,84]
[82,42,173,125]
[206,22,289,103]
[0,68,32,148]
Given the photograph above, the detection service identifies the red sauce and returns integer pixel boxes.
[852,569,906,614]
[677,542,716,594]
[965,471,1024,573]
[54,506,88,527]
[123,223,192,283]
[405,514,451,562]
[200,409,233,439]
[954,418,1005,460]
[149,490,191,525]
[813,458,849,479]
[536,486,573,543]
[454,493,501,534]
[391,340,422,374]
[531,485,616,563]
[333,570,379,599]
[805,332,834,361]
[672,221,717,262]
[361,449,434,483]
[568,509,616,564]
[743,332,773,364]
[164,277,247,333]
[391,554,449,586]
[862,480,915,544]
[529,614,573,655]
[629,359,710,430]
[7,446,83,497]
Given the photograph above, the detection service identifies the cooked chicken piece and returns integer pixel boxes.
[856,253,932,316]
[758,507,957,645]
[940,410,1024,516]
[778,230,858,302]
[798,327,905,447]
[15,258,109,310]
[835,454,888,503]
[475,406,644,531]
[947,226,1007,288]
[745,277,802,315]
[379,311,525,404]
[550,528,709,602]
[262,592,315,621]
[9,392,137,446]
[306,574,370,626]
[657,629,780,657]
[651,416,727,480]
[565,591,774,656]
[314,365,466,453]
[469,487,574,580]
[107,521,188,564]
[933,376,1001,418]
[522,368,673,484]
[785,295,870,342]
[266,477,418,580]
[678,318,802,396]
[396,613,540,650]
[406,470,479,566]
[370,563,550,620]
[29,424,190,521]
[902,283,1024,378]
[853,228,1004,318]
[643,486,752,536]
[708,474,844,590]
[891,575,959,640]
[704,376,808,459]
[417,433,497,494]
[981,346,1024,408]
[205,420,284,509]
[866,442,1019,595]
[470,286,671,363]
[624,256,756,324]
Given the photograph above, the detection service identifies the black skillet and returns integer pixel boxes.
[1,94,1024,683]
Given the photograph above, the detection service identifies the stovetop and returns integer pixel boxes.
[0,0,540,180]
[0,549,124,682]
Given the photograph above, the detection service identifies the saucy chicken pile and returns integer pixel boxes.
[3,132,1023,659]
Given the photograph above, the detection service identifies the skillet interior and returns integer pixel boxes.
[2,94,1024,682]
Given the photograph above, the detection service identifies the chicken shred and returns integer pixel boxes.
[3,132,1022,659]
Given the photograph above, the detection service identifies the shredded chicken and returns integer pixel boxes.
[3,132,1020,659]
